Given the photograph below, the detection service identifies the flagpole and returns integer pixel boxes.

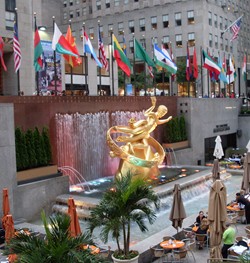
[34,13,39,96]
[207,47,210,97]
[52,16,58,96]
[69,20,73,91]
[98,21,101,95]
[246,51,248,97]
[15,8,21,96]
[123,32,126,96]
[187,42,190,97]
[221,15,243,38]
[152,37,156,96]
[218,51,221,96]
[83,23,88,95]
[200,47,203,97]
[110,29,114,96]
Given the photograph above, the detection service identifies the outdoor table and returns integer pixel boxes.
[160,240,185,250]
[227,205,240,212]
[82,245,100,254]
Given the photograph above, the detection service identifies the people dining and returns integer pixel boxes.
[235,192,250,224]
[195,218,209,250]
[194,211,206,226]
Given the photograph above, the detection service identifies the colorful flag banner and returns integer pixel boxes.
[83,29,102,67]
[63,25,82,67]
[202,50,221,75]
[34,19,43,72]
[98,28,108,71]
[0,37,7,71]
[242,54,247,81]
[192,47,198,79]
[13,21,21,72]
[186,45,191,81]
[112,34,131,77]
[134,38,155,67]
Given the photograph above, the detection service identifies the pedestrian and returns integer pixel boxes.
[235,192,250,224]
[221,222,236,258]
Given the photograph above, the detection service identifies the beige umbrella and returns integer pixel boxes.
[169,184,186,231]
[212,159,220,182]
[207,180,227,259]
[241,152,250,193]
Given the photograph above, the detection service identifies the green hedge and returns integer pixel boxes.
[163,115,187,143]
[15,127,52,171]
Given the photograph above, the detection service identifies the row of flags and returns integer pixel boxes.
[0,15,245,85]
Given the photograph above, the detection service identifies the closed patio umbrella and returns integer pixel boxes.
[241,152,250,193]
[212,159,220,182]
[68,197,81,237]
[2,188,10,230]
[207,180,227,259]
[169,184,186,231]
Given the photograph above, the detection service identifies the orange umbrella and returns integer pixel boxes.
[68,197,81,237]
[2,188,10,230]
[5,214,15,243]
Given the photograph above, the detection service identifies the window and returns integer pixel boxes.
[69,0,73,6]
[115,0,120,6]
[224,18,228,30]
[63,0,67,7]
[176,34,182,47]
[220,39,224,50]
[89,28,94,39]
[215,35,218,49]
[209,33,213,47]
[219,16,223,30]
[187,10,194,25]
[151,16,157,30]
[134,0,139,2]
[96,0,101,10]
[100,25,104,38]
[124,0,129,4]
[63,12,67,20]
[5,0,15,11]
[5,11,15,30]
[139,18,145,32]
[162,15,169,28]
[129,20,134,33]
[225,38,228,52]
[163,36,169,49]
[82,7,86,16]
[188,32,195,46]
[108,24,113,36]
[129,40,134,53]
[106,0,110,8]
[118,22,124,34]
[140,38,146,49]
[69,10,74,19]
[76,9,80,17]
[175,13,182,26]
[214,14,218,28]
[89,6,92,14]
[152,37,158,45]
[208,11,212,26]
[76,0,80,4]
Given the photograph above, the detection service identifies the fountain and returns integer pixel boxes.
[164,147,178,167]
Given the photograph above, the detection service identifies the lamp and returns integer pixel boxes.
[38,26,47,31]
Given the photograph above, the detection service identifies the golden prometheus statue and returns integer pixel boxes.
[107,97,172,178]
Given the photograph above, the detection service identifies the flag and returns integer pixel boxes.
[154,44,177,74]
[112,34,131,77]
[83,29,102,68]
[34,19,43,72]
[227,56,235,83]
[218,57,228,84]
[134,38,155,67]
[98,28,108,71]
[122,35,127,56]
[186,45,191,81]
[230,17,242,41]
[242,54,247,81]
[13,21,21,72]
[202,50,221,75]
[192,47,198,79]
[0,37,7,71]
[169,42,176,81]
[52,22,79,57]
[63,25,82,67]
[148,65,154,78]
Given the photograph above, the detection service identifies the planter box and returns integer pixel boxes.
[162,140,189,151]
[17,165,60,184]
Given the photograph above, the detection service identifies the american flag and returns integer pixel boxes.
[13,21,21,72]
[98,28,108,71]
[230,17,242,41]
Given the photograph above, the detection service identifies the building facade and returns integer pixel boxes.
[0,0,249,97]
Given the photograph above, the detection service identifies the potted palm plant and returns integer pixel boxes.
[88,171,160,263]
[4,211,109,263]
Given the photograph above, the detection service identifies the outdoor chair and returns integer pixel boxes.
[195,233,209,249]
[245,225,250,235]
[162,235,176,241]
[98,245,111,259]
[172,248,188,262]
[150,246,165,262]
[236,209,245,223]
[186,239,196,262]
[183,227,195,239]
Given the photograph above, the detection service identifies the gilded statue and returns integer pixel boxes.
[107,97,172,177]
